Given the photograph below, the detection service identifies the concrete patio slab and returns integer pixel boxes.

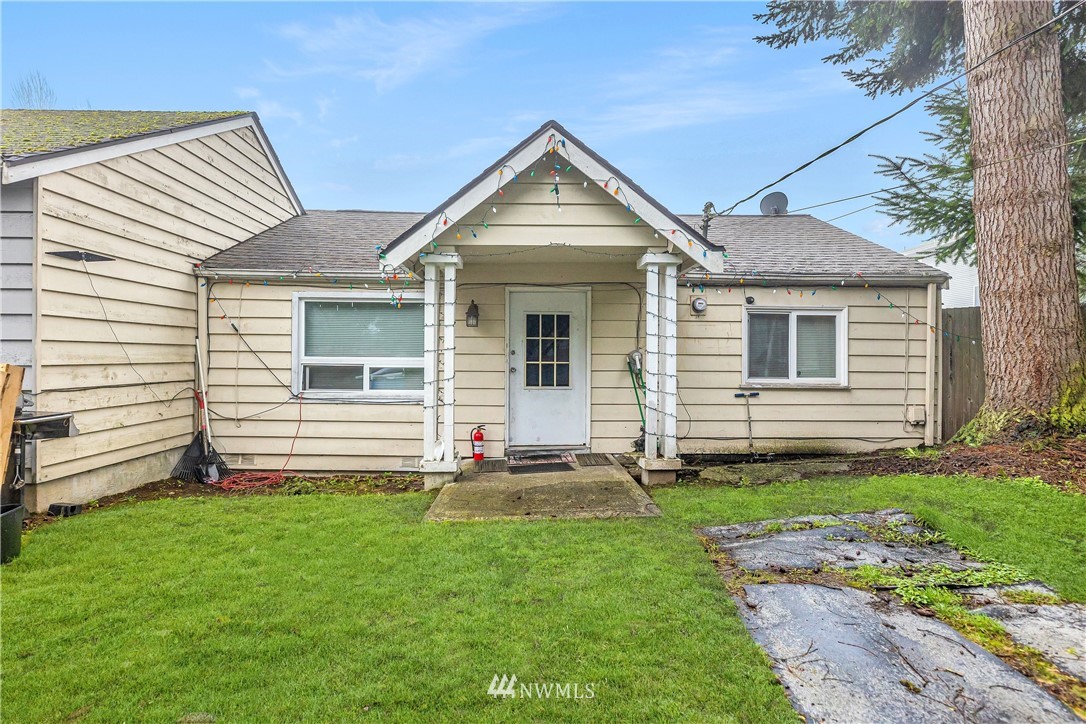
[425,460,660,521]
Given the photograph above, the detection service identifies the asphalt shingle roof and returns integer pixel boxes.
[1,109,249,161]
[202,210,945,282]
[681,214,945,281]
[201,210,426,274]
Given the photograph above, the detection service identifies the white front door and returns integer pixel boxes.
[507,290,589,448]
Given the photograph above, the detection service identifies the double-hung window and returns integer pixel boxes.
[744,308,847,386]
[294,293,424,399]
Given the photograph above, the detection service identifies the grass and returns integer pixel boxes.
[2,474,1084,722]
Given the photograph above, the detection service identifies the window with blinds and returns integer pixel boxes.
[297,298,424,395]
[745,309,844,384]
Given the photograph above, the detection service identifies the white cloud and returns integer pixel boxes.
[328,135,359,149]
[316,94,333,121]
[580,28,853,138]
[372,134,514,172]
[268,6,545,92]
[233,87,304,125]
[256,99,304,125]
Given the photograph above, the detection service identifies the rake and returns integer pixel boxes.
[172,338,232,483]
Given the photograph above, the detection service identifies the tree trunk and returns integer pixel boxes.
[963,0,1084,415]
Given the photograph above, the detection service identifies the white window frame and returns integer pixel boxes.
[741,306,849,387]
[291,290,425,402]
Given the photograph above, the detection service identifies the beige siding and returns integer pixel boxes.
[205,172,936,471]
[30,128,296,504]
[206,278,935,470]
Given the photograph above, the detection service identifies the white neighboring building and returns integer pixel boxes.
[903,239,979,308]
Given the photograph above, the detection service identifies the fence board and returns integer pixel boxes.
[942,304,1086,439]
[941,308,985,439]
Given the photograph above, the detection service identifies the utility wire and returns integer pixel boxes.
[787,135,1086,218]
[707,0,1085,219]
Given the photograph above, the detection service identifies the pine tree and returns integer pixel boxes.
[757,1,1086,434]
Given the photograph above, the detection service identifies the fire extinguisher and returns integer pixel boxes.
[471,425,486,461]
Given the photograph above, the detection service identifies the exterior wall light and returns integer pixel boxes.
[466,300,480,327]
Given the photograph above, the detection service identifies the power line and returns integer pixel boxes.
[706,0,1085,220]
[788,135,1086,218]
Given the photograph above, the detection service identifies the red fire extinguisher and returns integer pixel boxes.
[471,425,486,461]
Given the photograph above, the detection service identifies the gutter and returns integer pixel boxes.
[696,273,950,288]
[924,281,939,446]
[194,267,391,281]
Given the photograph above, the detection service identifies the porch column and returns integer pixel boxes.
[420,253,463,490]
[442,263,457,463]
[636,253,682,486]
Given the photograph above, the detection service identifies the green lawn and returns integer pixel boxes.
[2,475,1083,722]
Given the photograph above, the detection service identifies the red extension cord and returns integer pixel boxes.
[213,393,305,490]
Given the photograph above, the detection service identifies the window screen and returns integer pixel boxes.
[300,299,424,394]
[796,315,837,378]
[304,301,423,358]
[747,313,789,379]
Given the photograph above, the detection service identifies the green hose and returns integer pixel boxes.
[627,360,646,428]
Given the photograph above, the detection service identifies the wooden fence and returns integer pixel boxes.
[941,305,1086,439]
[940,307,985,439]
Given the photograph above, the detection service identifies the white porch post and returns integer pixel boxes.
[643,264,660,460]
[442,264,457,463]
[662,262,678,459]
[637,253,682,485]
[420,253,463,489]
[422,261,439,462]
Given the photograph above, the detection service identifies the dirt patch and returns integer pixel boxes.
[847,437,1086,494]
[24,473,424,530]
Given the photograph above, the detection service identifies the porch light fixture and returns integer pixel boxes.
[466,300,480,328]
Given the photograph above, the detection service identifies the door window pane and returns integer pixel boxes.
[556,364,569,386]
[525,311,572,388]
[748,313,789,379]
[796,315,837,378]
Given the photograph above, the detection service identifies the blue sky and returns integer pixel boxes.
[2,2,942,251]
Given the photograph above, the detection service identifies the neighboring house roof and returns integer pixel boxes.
[0,109,303,214]
[686,214,947,283]
[380,119,722,271]
[201,210,425,275]
[0,109,246,160]
[201,209,947,283]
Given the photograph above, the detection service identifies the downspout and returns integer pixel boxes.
[924,282,937,446]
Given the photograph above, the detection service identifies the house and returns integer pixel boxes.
[195,121,947,491]
[2,114,947,506]
[904,239,979,308]
[1,110,302,511]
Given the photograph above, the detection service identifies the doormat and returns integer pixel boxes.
[506,452,577,467]
[507,462,575,475]
[473,458,509,473]
[575,453,612,467]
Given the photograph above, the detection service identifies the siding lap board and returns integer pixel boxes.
[31,130,295,496]
[1,180,36,391]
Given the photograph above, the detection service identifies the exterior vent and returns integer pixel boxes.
[400,456,421,470]
[222,453,256,465]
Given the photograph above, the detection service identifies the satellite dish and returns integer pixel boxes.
[759,192,789,216]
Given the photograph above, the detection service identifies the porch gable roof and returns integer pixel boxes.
[381,120,726,272]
